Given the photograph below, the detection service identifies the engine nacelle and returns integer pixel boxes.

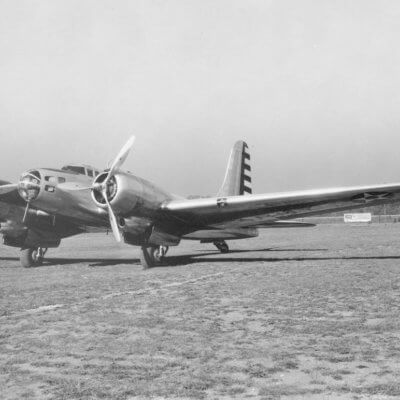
[92,172,140,215]
[120,216,152,245]
[92,171,173,217]
[119,217,180,247]
[147,226,181,246]
[2,229,61,248]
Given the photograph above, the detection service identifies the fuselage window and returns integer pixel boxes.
[58,177,66,183]
[45,185,55,193]
[45,176,58,184]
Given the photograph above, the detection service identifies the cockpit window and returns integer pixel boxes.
[62,165,86,175]
[61,165,101,177]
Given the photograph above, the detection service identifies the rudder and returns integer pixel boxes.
[217,141,252,197]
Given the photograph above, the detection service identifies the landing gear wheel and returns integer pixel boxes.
[213,240,229,253]
[140,245,169,269]
[20,247,47,268]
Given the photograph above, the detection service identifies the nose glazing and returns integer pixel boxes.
[18,170,41,202]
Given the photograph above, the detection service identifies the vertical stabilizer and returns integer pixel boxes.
[217,141,252,197]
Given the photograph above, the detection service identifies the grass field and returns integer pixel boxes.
[2,224,400,399]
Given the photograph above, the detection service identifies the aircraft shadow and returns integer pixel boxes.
[165,253,400,267]
[1,249,400,268]
[0,256,140,268]
[0,248,327,268]
[196,248,329,253]
[83,249,332,267]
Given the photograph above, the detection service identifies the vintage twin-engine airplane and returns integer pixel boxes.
[1,136,400,269]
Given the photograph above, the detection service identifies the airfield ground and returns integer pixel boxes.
[1,225,400,399]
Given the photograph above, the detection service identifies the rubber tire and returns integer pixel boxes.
[140,246,166,269]
[140,246,156,269]
[214,241,229,253]
[20,248,43,268]
[219,244,229,253]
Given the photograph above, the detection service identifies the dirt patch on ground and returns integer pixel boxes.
[1,225,400,399]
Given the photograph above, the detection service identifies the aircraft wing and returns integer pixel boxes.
[0,182,17,195]
[0,180,25,207]
[162,183,400,229]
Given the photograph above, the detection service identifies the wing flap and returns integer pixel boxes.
[253,220,316,228]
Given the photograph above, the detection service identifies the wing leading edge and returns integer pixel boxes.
[162,183,400,229]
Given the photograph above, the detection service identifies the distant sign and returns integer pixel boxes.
[344,213,372,223]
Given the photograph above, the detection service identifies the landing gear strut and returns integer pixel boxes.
[20,247,48,268]
[140,245,169,269]
[213,240,229,253]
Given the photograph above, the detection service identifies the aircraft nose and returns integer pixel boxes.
[18,170,42,202]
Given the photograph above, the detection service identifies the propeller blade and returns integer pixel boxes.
[90,136,135,242]
[107,204,122,242]
[22,202,30,223]
[105,136,135,183]
[0,183,18,195]
[102,189,121,242]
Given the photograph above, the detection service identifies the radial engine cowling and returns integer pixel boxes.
[91,171,141,216]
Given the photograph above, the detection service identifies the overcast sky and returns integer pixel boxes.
[1,0,400,195]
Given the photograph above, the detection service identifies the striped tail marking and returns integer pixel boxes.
[240,143,252,195]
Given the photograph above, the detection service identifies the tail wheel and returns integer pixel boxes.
[20,247,47,268]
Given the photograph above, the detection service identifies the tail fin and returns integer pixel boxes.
[217,140,252,197]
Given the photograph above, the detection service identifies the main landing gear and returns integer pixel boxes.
[139,241,230,269]
[213,240,229,253]
[140,245,169,269]
[20,247,48,268]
